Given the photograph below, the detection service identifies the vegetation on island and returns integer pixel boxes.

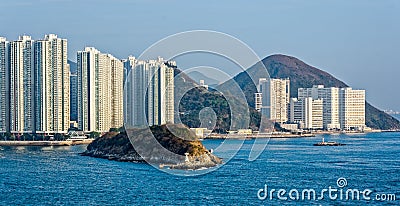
[82,124,222,168]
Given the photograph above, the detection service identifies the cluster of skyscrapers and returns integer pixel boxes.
[0,34,70,135]
[255,79,366,131]
[74,50,175,132]
[123,56,175,127]
[0,34,175,135]
[1,33,366,135]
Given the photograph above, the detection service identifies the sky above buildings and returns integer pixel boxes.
[1,0,399,111]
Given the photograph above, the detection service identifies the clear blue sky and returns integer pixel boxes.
[1,0,399,111]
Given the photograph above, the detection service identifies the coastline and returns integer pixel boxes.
[204,133,315,139]
[203,130,400,140]
[313,129,400,134]
[0,139,94,146]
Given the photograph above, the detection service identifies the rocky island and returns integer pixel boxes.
[81,124,222,170]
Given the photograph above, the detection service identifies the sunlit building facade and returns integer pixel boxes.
[8,35,34,133]
[124,57,175,127]
[0,37,7,132]
[298,85,365,130]
[339,88,365,130]
[289,97,323,129]
[34,34,70,134]
[298,85,340,129]
[77,47,124,132]
[256,78,290,124]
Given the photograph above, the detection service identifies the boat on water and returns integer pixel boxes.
[313,138,346,146]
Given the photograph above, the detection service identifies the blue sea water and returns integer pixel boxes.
[0,133,399,205]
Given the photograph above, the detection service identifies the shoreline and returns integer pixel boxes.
[204,133,315,139]
[204,130,400,140]
[0,139,94,146]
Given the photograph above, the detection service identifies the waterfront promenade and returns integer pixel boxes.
[0,139,94,146]
[205,133,315,139]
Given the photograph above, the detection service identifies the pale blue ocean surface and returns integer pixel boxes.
[0,132,399,205]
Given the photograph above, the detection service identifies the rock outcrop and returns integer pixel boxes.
[81,125,222,170]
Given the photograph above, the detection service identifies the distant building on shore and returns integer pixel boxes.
[33,34,70,134]
[254,92,262,112]
[289,97,323,129]
[298,85,341,129]
[77,47,124,133]
[0,34,70,135]
[0,37,7,133]
[297,85,365,130]
[8,35,34,133]
[255,78,290,124]
[339,87,365,130]
[124,57,175,127]
[70,72,78,121]
[199,79,208,90]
